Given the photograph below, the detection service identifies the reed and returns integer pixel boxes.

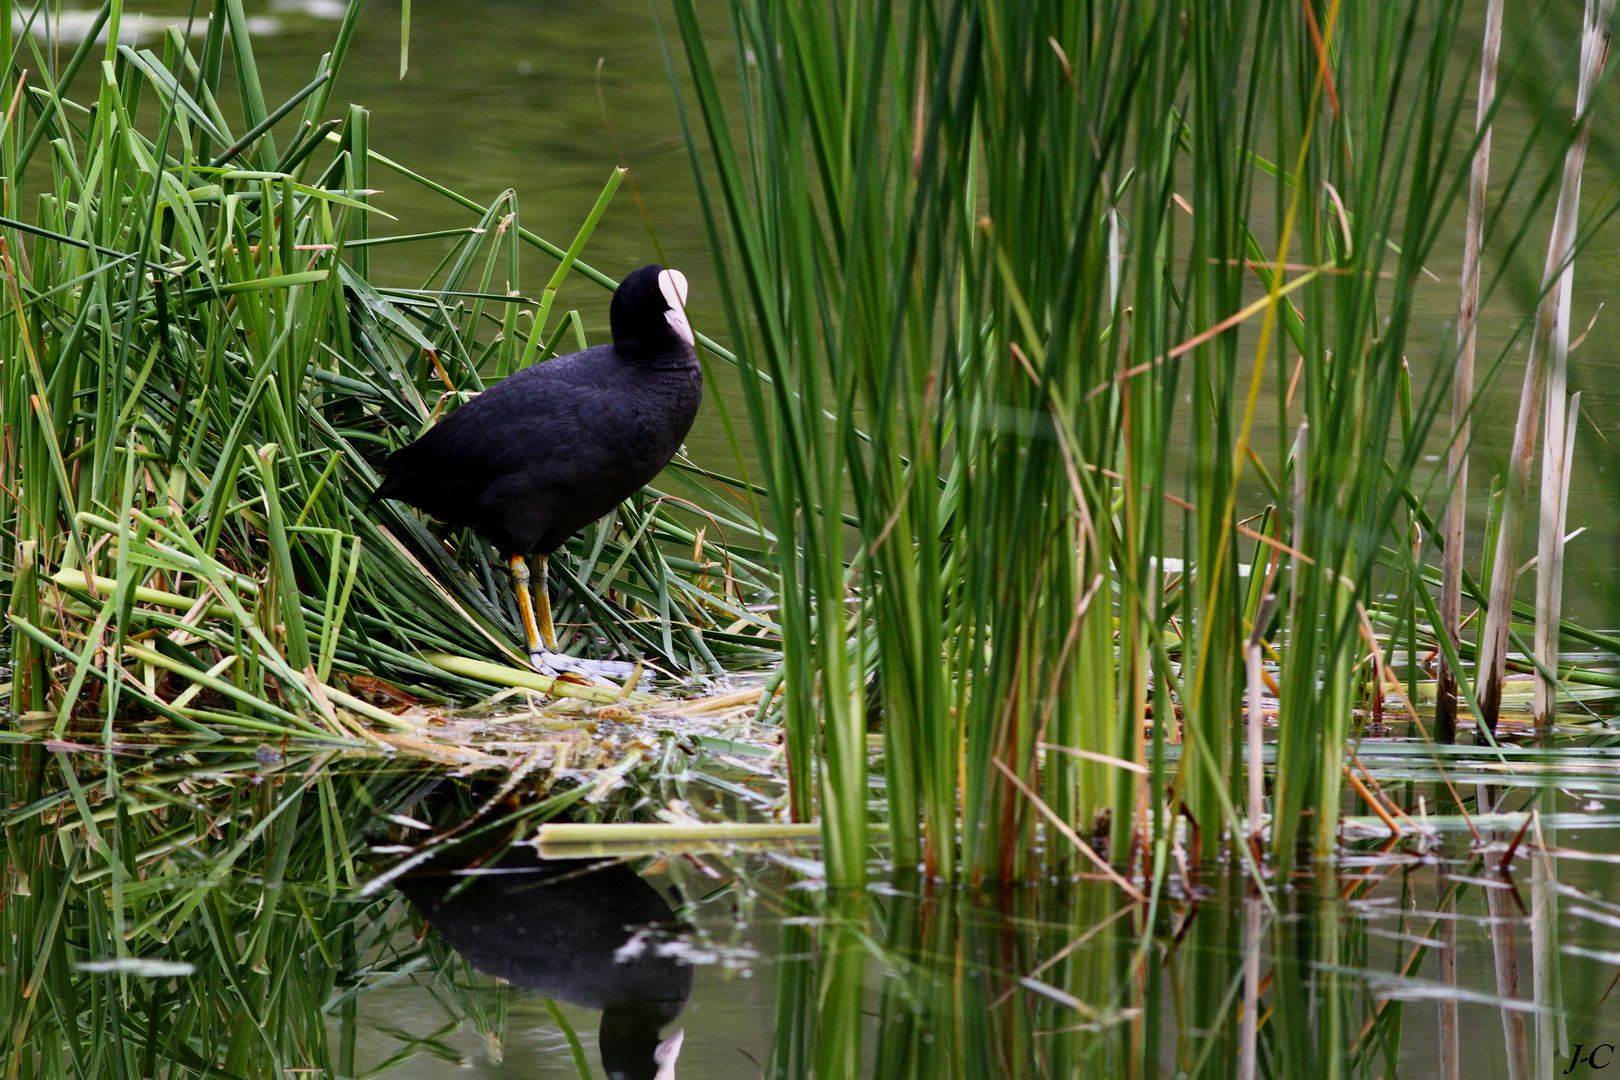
[1529,0,1615,730]
[1438,0,1506,744]
[667,0,1619,886]
[1478,0,1618,734]
[0,0,779,738]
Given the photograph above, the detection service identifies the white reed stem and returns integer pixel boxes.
[1478,0,1615,730]
[1438,0,1504,739]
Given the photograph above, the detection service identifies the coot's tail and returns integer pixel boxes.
[369,446,413,504]
[369,440,474,529]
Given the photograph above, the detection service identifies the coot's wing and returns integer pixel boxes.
[373,358,639,546]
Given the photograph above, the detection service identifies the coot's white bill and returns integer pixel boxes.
[659,268,694,347]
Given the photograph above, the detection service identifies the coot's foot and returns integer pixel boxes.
[571,657,642,680]
[529,650,641,683]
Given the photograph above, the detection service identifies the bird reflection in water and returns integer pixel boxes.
[398,846,690,1080]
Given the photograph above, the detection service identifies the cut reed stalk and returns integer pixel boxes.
[1438,0,1506,744]
[1479,0,1617,733]
[536,821,824,843]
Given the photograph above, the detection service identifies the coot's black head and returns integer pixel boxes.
[611,264,695,360]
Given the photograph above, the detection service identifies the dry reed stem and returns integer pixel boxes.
[1535,0,1613,725]
[1438,0,1505,743]
[1536,392,1583,726]
[991,759,1145,901]
[1534,0,1619,725]
[1480,0,1616,731]
[1341,766,1401,836]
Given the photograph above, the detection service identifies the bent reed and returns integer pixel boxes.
[3,0,1620,895]
[0,0,779,751]
[665,0,1620,887]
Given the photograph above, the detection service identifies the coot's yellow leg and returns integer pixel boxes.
[512,553,635,682]
[533,554,558,650]
[508,554,546,659]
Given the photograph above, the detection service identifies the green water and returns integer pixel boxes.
[17,0,736,459]
[242,0,741,470]
[13,1,1620,1076]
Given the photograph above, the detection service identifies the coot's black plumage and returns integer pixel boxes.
[399,847,691,1080]
[373,265,701,676]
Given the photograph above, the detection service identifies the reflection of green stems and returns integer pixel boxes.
[872,875,926,1078]
[768,890,819,1080]
[544,999,594,1080]
[816,890,868,1080]
[0,733,645,1077]
[0,746,465,1075]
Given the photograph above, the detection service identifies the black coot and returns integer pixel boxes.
[398,847,692,1080]
[373,265,701,677]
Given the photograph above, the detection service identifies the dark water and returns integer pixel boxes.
[391,846,695,1079]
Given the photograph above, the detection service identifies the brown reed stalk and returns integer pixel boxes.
[1437,0,1505,743]
[1478,0,1616,732]
[1533,0,1618,728]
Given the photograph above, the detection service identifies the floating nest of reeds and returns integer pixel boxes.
[359,680,783,775]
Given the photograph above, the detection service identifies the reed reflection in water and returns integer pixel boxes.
[750,815,1620,1080]
[4,739,1620,1078]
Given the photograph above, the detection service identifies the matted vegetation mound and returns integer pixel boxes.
[1,0,782,744]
